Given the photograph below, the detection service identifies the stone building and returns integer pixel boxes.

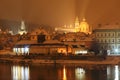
[55,17,92,34]
[94,24,120,55]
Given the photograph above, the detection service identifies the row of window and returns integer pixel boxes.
[97,39,120,43]
[96,32,120,37]
[100,45,120,50]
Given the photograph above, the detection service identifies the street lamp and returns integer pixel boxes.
[115,48,118,54]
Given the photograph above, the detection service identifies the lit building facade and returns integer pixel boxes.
[54,17,93,55]
[78,18,92,34]
[13,40,69,55]
[55,17,92,34]
[13,26,94,55]
[94,24,120,55]
[59,32,94,55]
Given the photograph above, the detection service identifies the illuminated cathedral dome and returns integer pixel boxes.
[55,17,92,34]
[79,18,91,34]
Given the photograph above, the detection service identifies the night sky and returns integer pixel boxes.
[0,0,120,28]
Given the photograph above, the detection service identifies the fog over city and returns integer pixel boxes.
[0,0,120,27]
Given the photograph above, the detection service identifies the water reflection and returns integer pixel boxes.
[11,65,30,80]
[63,65,67,80]
[0,63,119,80]
[107,65,120,80]
[115,65,119,80]
[75,68,85,80]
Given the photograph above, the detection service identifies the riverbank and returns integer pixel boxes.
[0,55,119,65]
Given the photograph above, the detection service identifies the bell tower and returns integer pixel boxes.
[18,21,27,35]
[75,17,80,32]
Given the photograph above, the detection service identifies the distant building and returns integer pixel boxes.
[94,24,120,55]
[55,17,92,34]
[18,21,27,35]
[55,19,95,54]
[59,32,94,53]
[13,39,70,55]
[30,27,51,41]
[13,39,90,55]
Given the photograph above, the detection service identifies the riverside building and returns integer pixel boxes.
[94,24,120,55]
[13,17,95,55]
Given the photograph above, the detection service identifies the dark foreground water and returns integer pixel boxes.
[0,63,119,80]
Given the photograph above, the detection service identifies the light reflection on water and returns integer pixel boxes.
[75,68,85,80]
[0,63,120,80]
[115,65,119,80]
[107,65,120,80]
[63,65,67,80]
[11,65,30,80]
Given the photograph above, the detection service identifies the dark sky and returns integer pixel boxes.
[0,0,120,28]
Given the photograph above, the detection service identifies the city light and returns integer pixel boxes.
[115,49,118,54]
[75,68,86,80]
[63,66,67,80]
[115,65,119,80]
[11,65,30,80]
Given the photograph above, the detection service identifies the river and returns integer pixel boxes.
[0,63,119,80]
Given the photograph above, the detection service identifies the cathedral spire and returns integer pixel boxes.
[82,17,86,22]
[75,16,80,32]
[21,21,25,30]
[18,20,27,35]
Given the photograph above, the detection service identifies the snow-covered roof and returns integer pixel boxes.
[97,24,120,29]
[43,40,62,44]
[76,32,87,37]
[30,28,48,35]
[84,37,93,41]
[16,40,37,45]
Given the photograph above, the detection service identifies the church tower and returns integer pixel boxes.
[75,17,80,32]
[18,21,27,35]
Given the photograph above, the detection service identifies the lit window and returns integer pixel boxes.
[18,48,21,54]
[25,47,29,55]
[21,48,24,55]
[13,48,17,53]
[75,50,87,54]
